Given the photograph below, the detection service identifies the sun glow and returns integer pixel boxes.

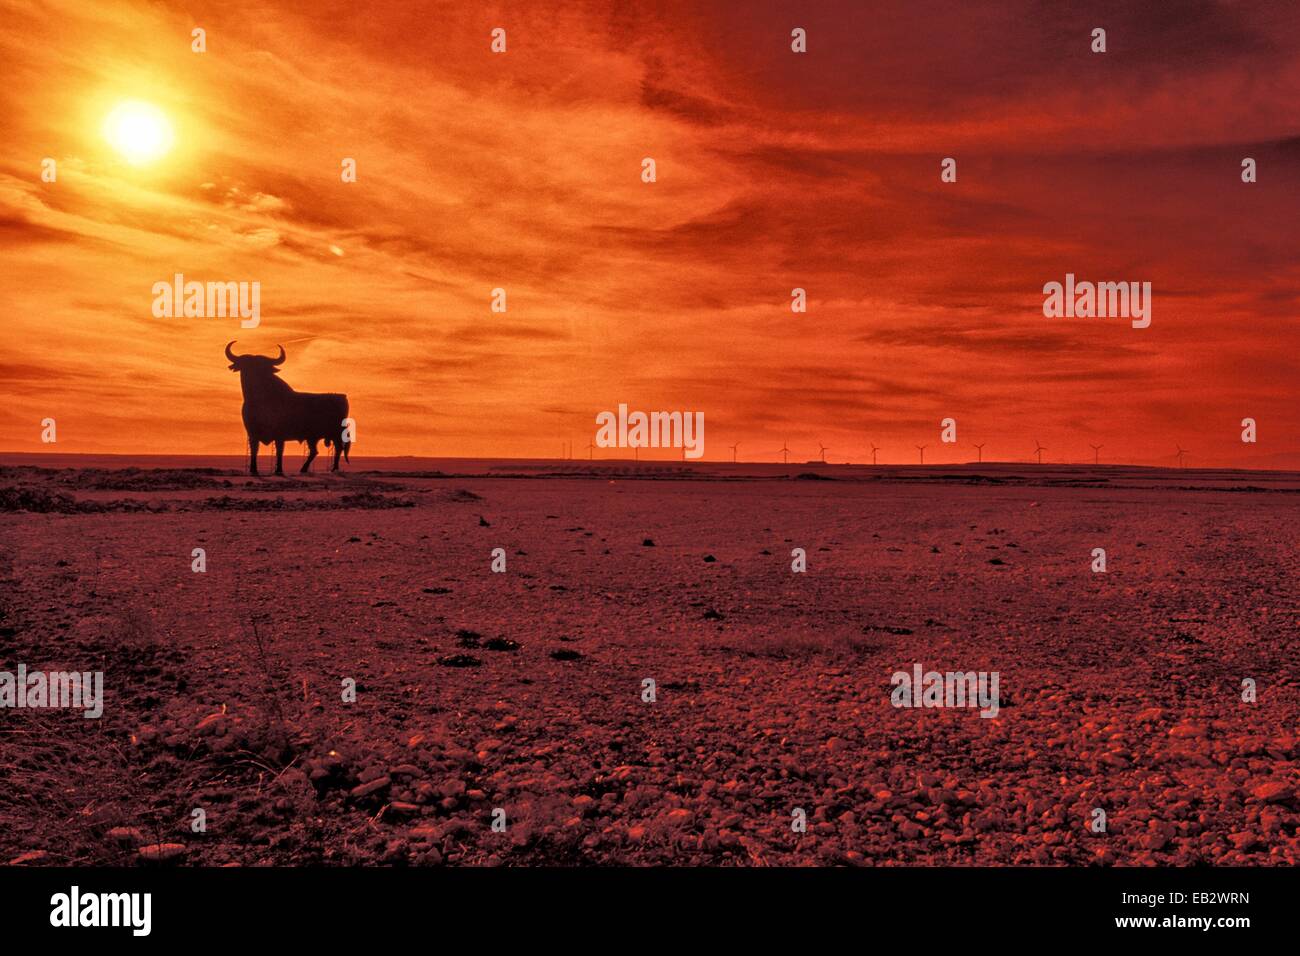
[102,99,174,165]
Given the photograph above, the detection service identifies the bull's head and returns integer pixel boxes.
[225,341,286,374]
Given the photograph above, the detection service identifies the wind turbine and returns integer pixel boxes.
[870,443,879,466]
[587,440,595,460]
[916,444,927,465]
[730,442,740,463]
[1033,440,1046,465]
[973,442,985,463]
[1176,445,1187,469]
[780,440,790,465]
[818,443,828,463]
[1090,443,1102,465]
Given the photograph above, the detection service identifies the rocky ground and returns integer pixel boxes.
[0,462,1297,866]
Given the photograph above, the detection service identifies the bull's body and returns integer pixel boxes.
[226,342,351,475]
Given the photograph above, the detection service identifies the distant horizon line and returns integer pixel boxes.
[1,449,1296,476]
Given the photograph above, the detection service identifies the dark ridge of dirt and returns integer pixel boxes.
[0,488,419,513]
[62,468,231,491]
[0,466,234,490]
[0,487,167,514]
[934,474,1011,484]
[0,487,81,513]
[358,470,448,479]
[201,492,415,511]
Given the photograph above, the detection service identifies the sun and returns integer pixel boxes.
[103,99,175,165]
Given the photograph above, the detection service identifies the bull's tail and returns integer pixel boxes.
[343,439,351,463]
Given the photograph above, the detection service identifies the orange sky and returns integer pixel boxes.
[2,0,1298,466]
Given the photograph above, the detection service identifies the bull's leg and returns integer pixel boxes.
[300,439,319,474]
[274,439,286,476]
[248,436,259,476]
[330,438,343,472]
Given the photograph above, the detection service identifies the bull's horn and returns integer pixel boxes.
[225,341,239,362]
[272,344,286,365]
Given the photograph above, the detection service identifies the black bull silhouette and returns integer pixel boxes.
[226,342,351,475]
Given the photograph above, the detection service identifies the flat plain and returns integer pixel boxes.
[1,458,1296,865]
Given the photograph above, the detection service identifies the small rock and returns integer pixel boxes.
[1229,832,1260,852]
[1251,781,1292,804]
[1141,833,1169,851]
[137,843,186,863]
[107,827,147,847]
[195,712,228,736]
[438,654,481,667]
[350,776,392,799]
